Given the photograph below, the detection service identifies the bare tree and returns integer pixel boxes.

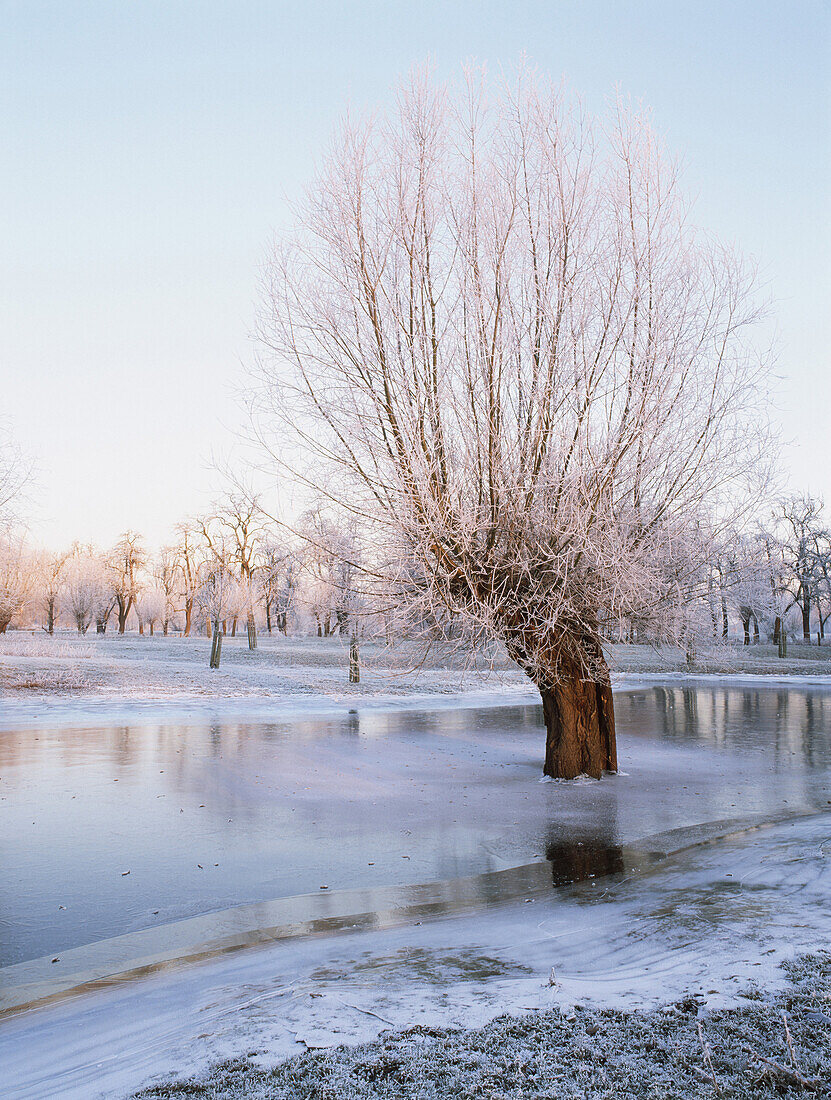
[297,508,361,637]
[0,425,29,528]
[197,553,236,668]
[172,521,203,636]
[0,427,33,632]
[63,547,106,635]
[200,494,266,649]
[759,528,789,647]
[153,547,179,635]
[37,549,70,634]
[258,540,301,634]
[107,532,145,635]
[0,533,33,633]
[136,587,166,636]
[780,495,824,641]
[253,67,771,778]
[812,527,831,642]
[730,536,772,645]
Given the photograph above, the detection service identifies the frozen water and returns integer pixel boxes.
[1,682,830,1097]
[1,685,830,969]
[0,812,829,1099]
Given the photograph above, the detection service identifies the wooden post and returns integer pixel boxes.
[209,620,223,669]
[349,633,360,683]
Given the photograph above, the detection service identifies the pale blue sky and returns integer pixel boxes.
[2,0,829,548]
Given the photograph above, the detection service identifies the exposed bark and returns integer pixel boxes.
[115,593,132,634]
[209,619,222,669]
[349,633,360,682]
[539,673,617,779]
[507,629,617,780]
[740,606,752,646]
[801,595,811,641]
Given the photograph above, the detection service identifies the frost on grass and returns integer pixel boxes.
[135,953,831,1099]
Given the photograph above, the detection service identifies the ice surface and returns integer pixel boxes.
[1,680,830,1098]
[2,685,830,968]
[1,813,829,1099]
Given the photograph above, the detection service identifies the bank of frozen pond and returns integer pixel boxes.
[135,952,831,1099]
[1,682,830,1098]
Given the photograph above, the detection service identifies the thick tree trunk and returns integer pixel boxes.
[539,668,617,779]
[184,600,193,637]
[506,629,617,780]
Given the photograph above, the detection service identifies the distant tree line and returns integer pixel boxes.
[1,490,830,652]
[0,494,370,643]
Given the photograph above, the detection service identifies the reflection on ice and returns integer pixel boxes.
[1,685,830,970]
[544,840,626,885]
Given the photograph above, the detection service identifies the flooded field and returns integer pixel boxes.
[2,685,830,969]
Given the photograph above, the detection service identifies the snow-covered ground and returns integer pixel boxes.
[1,632,829,727]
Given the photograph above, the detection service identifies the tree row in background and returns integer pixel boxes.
[1,493,831,649]
[0,496,363,642]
